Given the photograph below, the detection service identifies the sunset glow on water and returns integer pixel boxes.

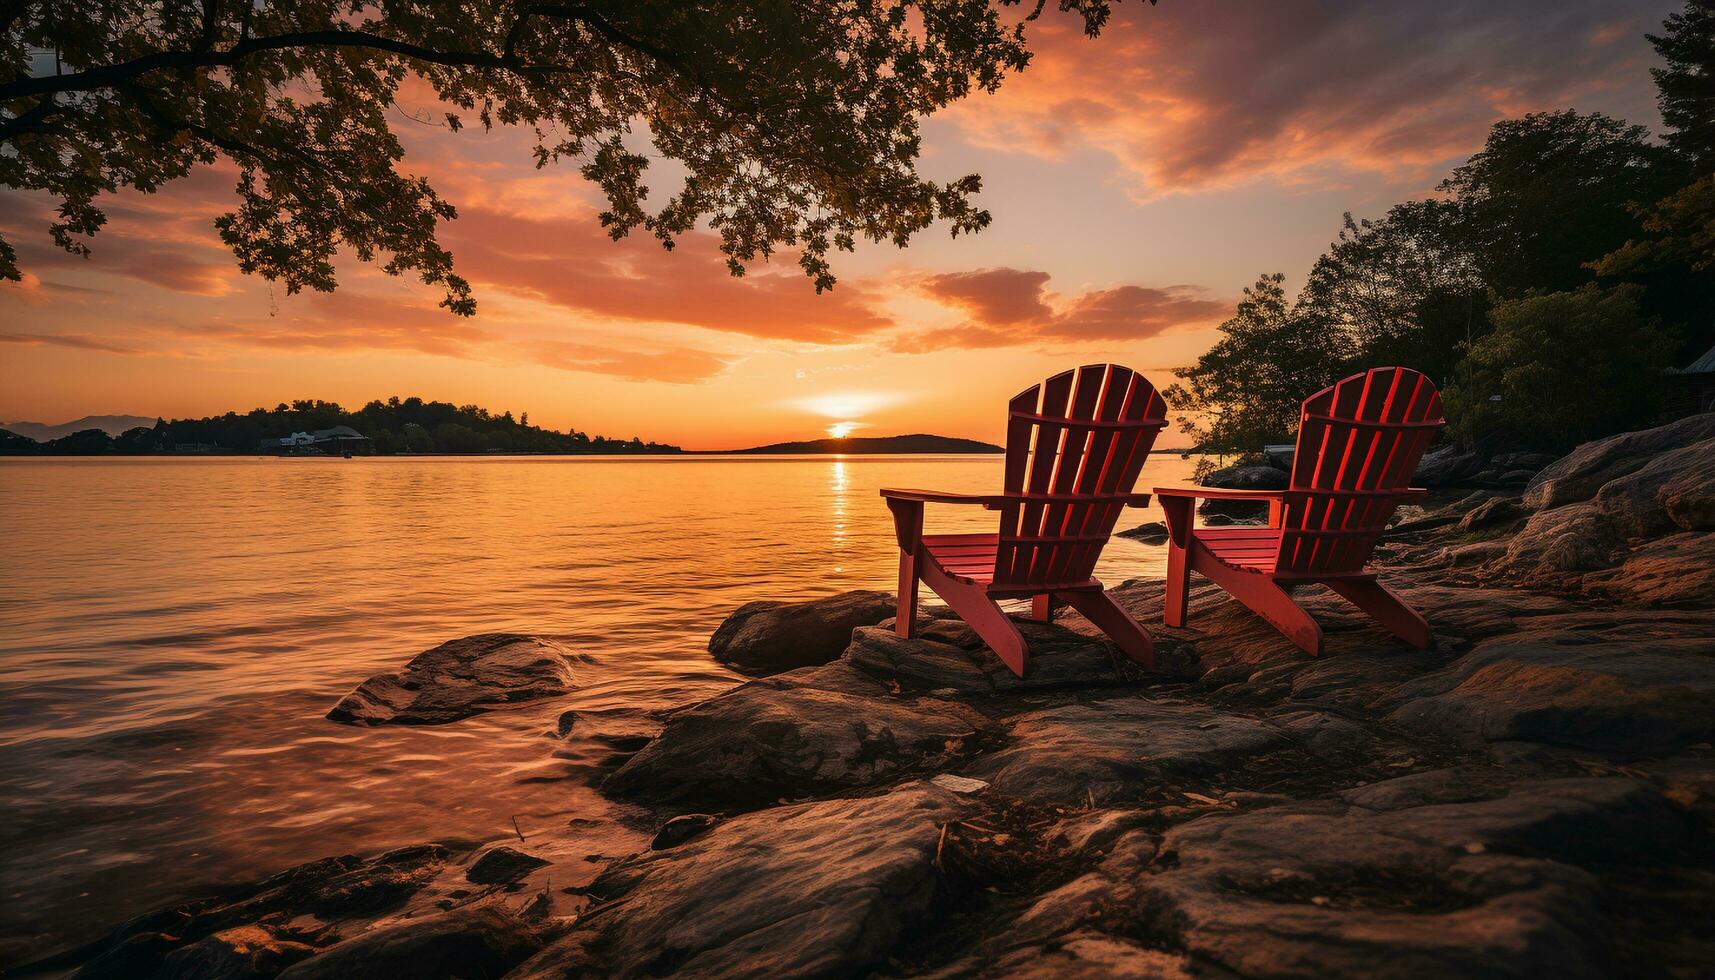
[0,453,1196,953]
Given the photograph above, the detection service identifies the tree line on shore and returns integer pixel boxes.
[1170,0,1714,455]
[0,397,682,455]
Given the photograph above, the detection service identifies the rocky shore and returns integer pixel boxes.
[30,417,1715,978]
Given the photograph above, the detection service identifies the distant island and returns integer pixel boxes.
[714,433,1003,455]
[0,397,681,456]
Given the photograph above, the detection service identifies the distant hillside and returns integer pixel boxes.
[0,398,680,456]
[1,415,156,441]
[722,433,1002,454]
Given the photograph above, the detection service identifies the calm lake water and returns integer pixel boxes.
[0,454,1197,960]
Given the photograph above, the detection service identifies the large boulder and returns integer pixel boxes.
[1583,532,1715,606]
[1497,500,1624,578]
[708,590,897,675]
[601,673,989,808]
[963,696,1287,806]
[277,903,543,980]
[1200,464,1286,519]
[64,846,452,978]
[1413,444,1486,486]
[1589,437,1715,539]
[511,785,965,978]
[1122,778,1685,978]
[1385,631,1715,757]
[1523,413,1715,512]
[327,634,580,726]
[843,620,1143,695]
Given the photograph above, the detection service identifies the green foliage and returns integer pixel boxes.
[1648,0,1715,167]
[1,0,1135,312]
[1174,59,1708,454]
[1165,273,1354,453]
[1437,110,1680,297]
[0,396,681,455]
[1444,286,1680,450]
[1297,203,1485,385]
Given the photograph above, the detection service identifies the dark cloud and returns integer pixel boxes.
[444,208,894,344]
[902,267,1227,352]
[958,0,1673,193]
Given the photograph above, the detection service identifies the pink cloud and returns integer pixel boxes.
[900,267,1227,352]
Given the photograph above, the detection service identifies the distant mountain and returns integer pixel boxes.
[0,415,156,441]
[722,433,1003,454]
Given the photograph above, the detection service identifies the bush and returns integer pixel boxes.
[1445,285,1679,450]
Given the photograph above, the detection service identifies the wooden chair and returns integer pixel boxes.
[881,364,1166,677]
[1156,366,1445,656]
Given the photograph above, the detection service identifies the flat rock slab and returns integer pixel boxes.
[327,633,582,726]
[511,785,965,978]
[602,676,990,808]
[844,621,1142,694]
[1385,634,1715,757]
[277,902,544,980]
[1524,413,1715,512]
[708,590,896,675]
[1583,532,1715,607]
[61,844,454,977]
[964,696,1288,806]
[950,776,1683,979]
[1123,777,1685,978]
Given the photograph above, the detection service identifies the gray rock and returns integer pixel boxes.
[158,925,317,980]
[964,696,1287,805]
[1201,464,1287,519]
[1523,413,1715,511]
[1204,464,1289,489]
[465,844,548,885]
[1386,634,1715,756]
[602,676,989,808]
[511,785,965,978]
[1457,495,1525,533]
[1590,437,1715,539]
[1117,520,1169,543]
[66,846,451,978]
[1498,500,1622,577]
[1583,532,1715,606]
[1414,444,1486,486]
[651,813,718,850]
[1118,778,1685,978]
[709,590,897,675]
[277,903,543,980]
[843,621,1141,695]
[327,634,580,726]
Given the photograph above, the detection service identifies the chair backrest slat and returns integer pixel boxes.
[993,364,1166,588]
[1277,367,1443,577]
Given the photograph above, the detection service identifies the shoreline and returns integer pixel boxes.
[15,416,1714,977]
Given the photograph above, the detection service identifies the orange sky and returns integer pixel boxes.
[0,1,1672,449]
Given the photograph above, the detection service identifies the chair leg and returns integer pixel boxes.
[1161,496,1195,627]
[920,563,1029,677]
[1192,553,1324,656]
[1031,593,1054,623]
[895,547,919,639]
[1324,578,1432,649]
[1060,590,1155,670]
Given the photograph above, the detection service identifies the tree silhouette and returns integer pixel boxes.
[1,1,1135,314]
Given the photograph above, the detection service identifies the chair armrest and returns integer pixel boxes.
[1153,485,1286,501]
[880,488,1007,507]
[883,489,1154,510]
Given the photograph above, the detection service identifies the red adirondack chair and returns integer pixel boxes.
[1156,366,1445,655]
[881,364,1166,677]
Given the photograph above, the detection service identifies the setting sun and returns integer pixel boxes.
[826,421,862,439]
